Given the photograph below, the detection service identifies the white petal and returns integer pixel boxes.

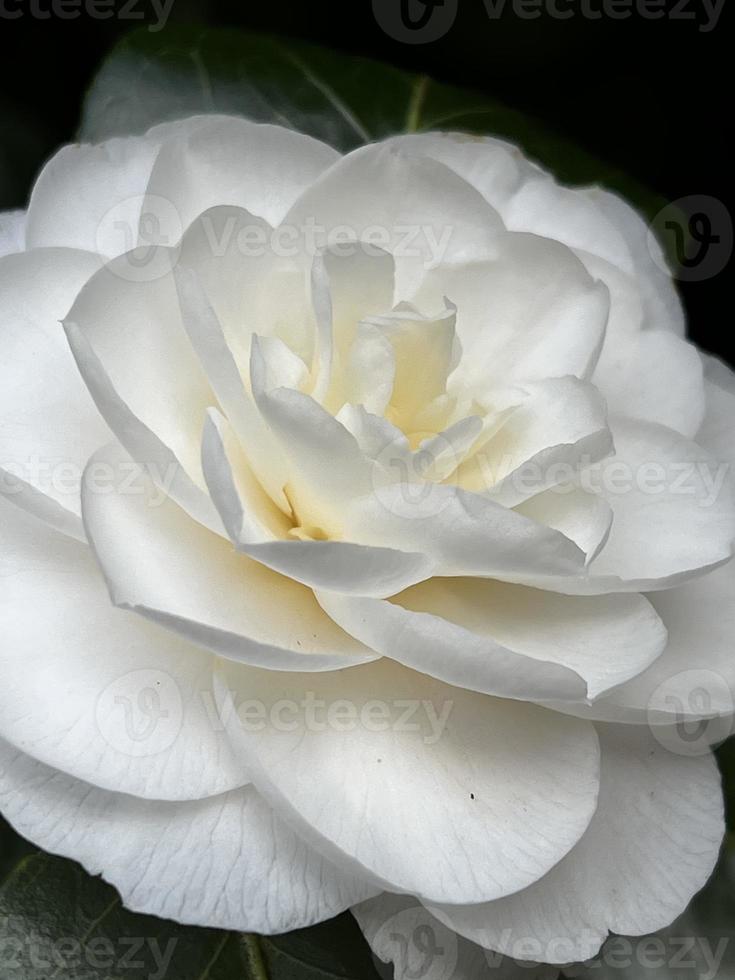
[0,209,25,257]
[577,416,735,592]
[216,657,601,905]
[336,404,410,462]
[26,132,162,256]
[576,249,643,344]
[201,408,292,543]
[363,302,459,430]
[177,204,312,366]
[384,132,542,213]
[697,353,735,469]
[387,133,684,338]
[319,578,666,701]
[342,324,396,415]
[65,321,223,534]
[251,359,374,535]
[0,474,86,542]
[82,442,376,671]
[202,411,434,598]
[343,483,587,588]
[284,143,504,297]
[258,334,310,391]
[429,725,724,964]
[501,179,685,337]
[144,116,340,235]
[0,248,108,530]
[414,235,609,392]
[516,486,613,562]
[172,259,292,513]
[248,243,396,413]
[582,187,686,336]
[232,540,433,599]
[503,177,634,274]
[593,329,705,438]
[458,376,612,505]
[0,496,245,800]
[308,251,335,402]
[322,244,396,360]
[180,204,382,378]
[560,558,735,724]
[64,248,214,492]
[418,416,484,483]
[0,745,377,933]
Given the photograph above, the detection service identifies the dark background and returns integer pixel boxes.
[0,0,730,360]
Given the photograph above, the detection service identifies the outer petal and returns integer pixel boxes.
[0,209,25,257]
[551,558,735,725]
[82,443,376,671]
[429,725,724,964]
[0,495,246,800]
[384,132,542,214]
[63,247,215,495]
[563,416,735,594]
[0,248,108,534]
[593,328,705,438]
[398,133,684,337]
[144,115,340,234]
[25,120,198,257]
[503,177,634,274]
[505,181,685,337]
[65,320,223,534]
[697,353,735,470]
[318,578,666,701]
[284,143,504,297]
[215,656,601,906]
[0,745,377,933]
[582,187,686,336]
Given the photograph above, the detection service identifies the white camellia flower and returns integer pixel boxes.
[1,115,734,977]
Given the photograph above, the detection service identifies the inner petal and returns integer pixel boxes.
[360,301,459,434]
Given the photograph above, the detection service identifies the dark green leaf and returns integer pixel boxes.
[0,818,35,885]
[261,915,382,980]
[79,25,666,226]
[0,851,379,979]
[717,735,735,831]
